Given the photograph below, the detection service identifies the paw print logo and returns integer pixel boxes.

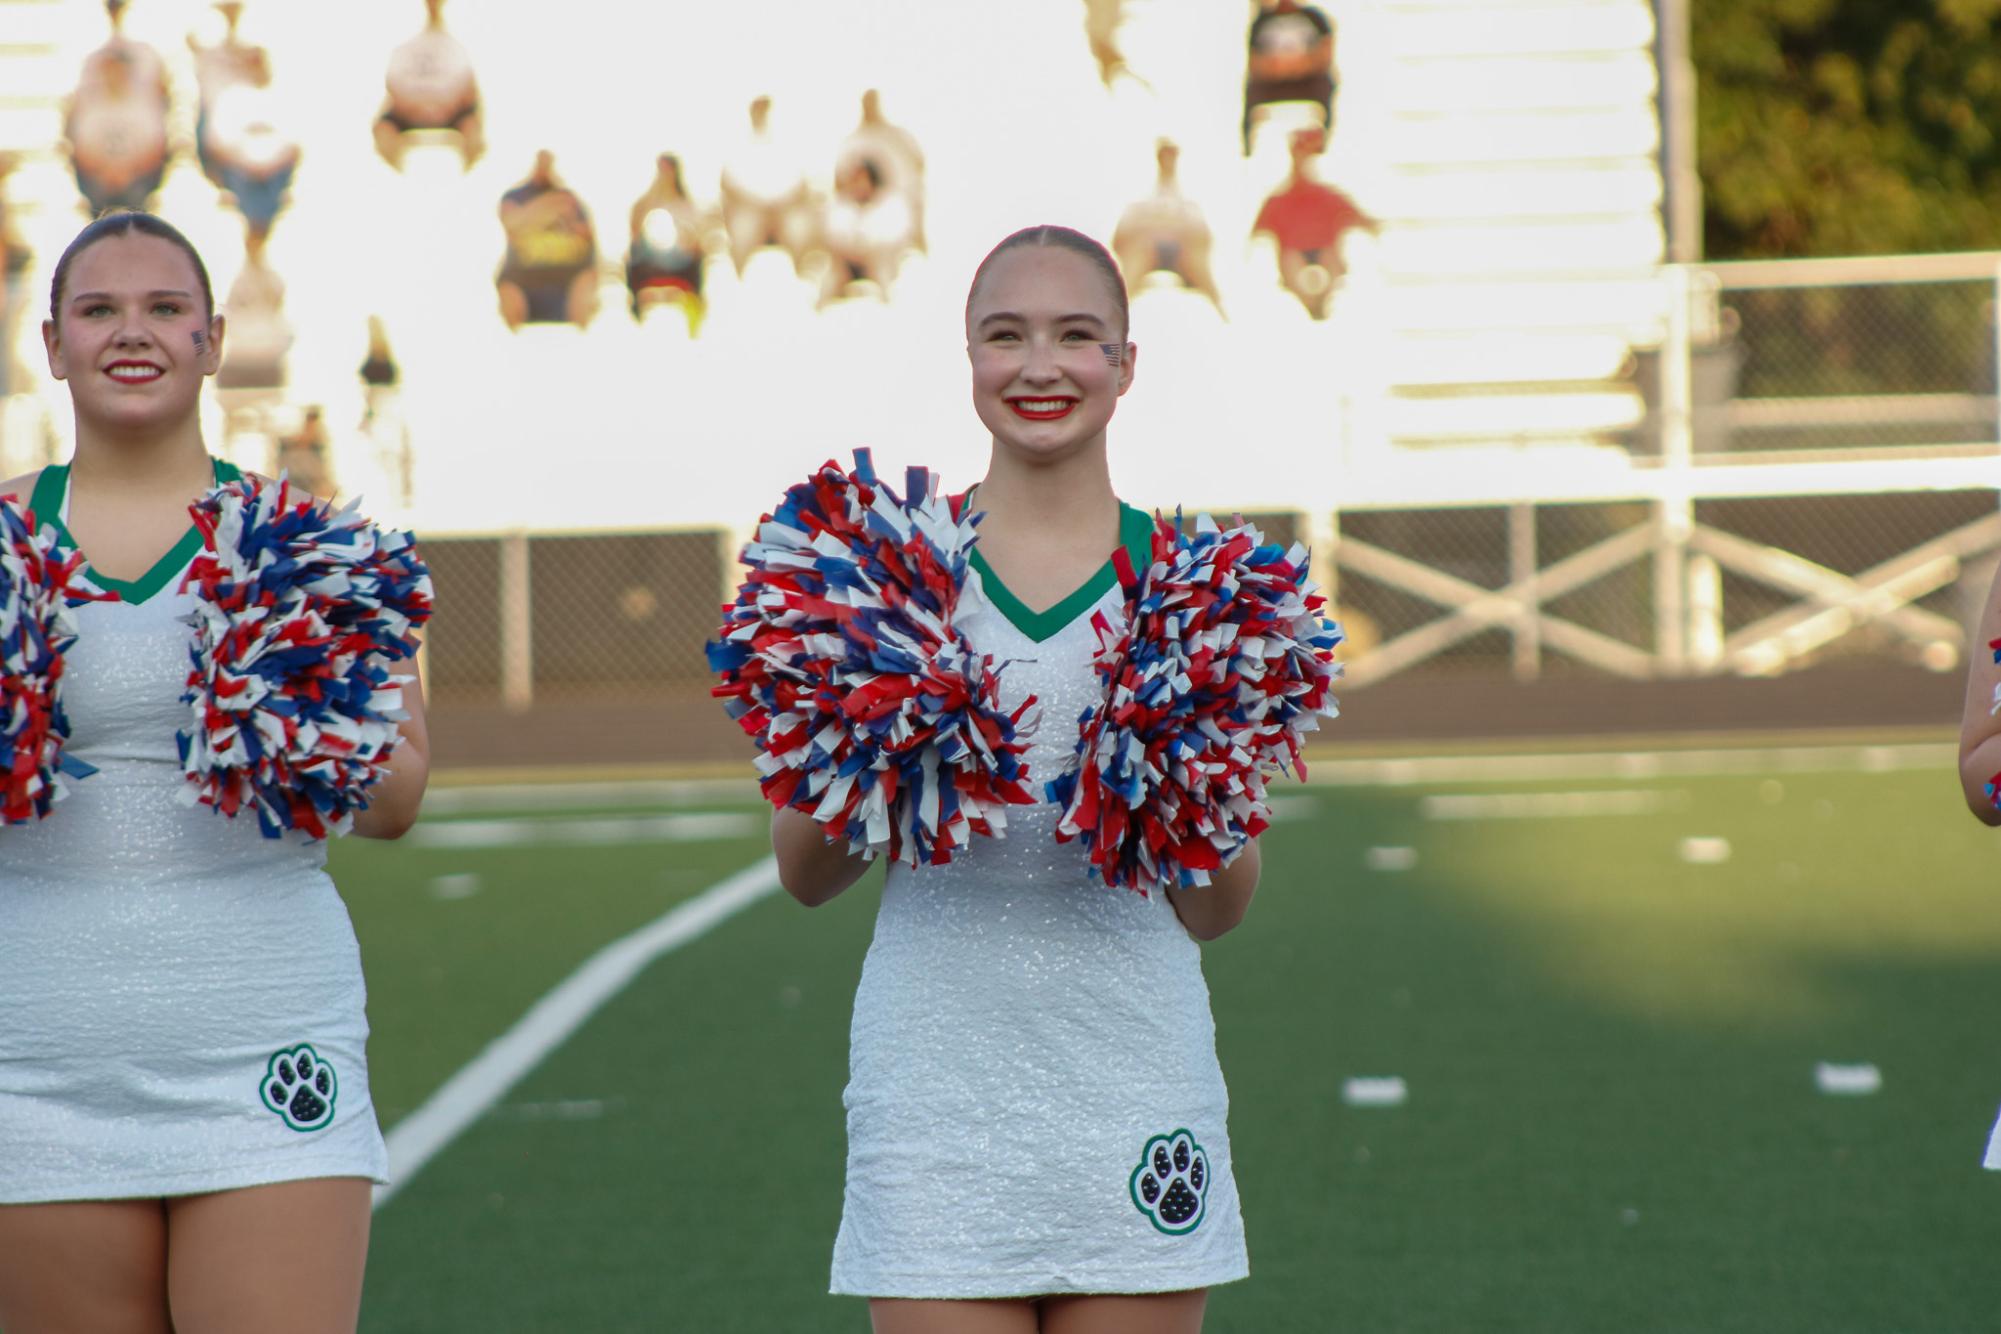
[261,1044,337,1132]
[1129,1129,1209,1235]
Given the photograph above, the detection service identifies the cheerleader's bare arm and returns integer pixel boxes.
[352,654,429,839]
[1167,838,1261,941]
[1957,561,2001,824]
[772,805,874,906]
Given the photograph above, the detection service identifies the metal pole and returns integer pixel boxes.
[1509,501,1539,680]
[1655,264,1695,674]
[1658,0,1702,263]
[499,530,533,713]
[1309,506,1340,614]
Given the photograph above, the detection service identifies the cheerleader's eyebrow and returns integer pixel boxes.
[70,289,196,306]
[975,311,1110,331]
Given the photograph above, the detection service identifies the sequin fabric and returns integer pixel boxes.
[0,574,387,1203]
[830,570,1249,1298]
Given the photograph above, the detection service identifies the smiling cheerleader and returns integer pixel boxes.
[0,212,431,1334]
[762,226,1308,1334]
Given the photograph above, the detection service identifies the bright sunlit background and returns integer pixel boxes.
[0,0,1670,541]
[11,10,2001,1331]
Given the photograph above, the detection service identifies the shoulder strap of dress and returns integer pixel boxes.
[26,463,67,521]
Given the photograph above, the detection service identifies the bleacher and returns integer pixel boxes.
[1358,0,1664,477]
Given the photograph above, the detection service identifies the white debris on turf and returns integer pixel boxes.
[1341,1076,1408,1108]
[1678,835,1731,864]
[1813,1062,1882,1096]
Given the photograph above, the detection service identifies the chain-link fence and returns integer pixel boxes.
[421,512,1311,690]
[422,528,732,705]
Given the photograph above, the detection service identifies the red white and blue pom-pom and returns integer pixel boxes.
[707,449,1038,866]
[179,476,433,839]
[1049,511,1343,895]
[0,497,112,824]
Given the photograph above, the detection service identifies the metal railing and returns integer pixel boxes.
[1328,253,2001,686]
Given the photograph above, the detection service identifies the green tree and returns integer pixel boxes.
[1696,0,2001,257]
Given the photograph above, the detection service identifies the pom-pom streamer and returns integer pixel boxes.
[179,475,433,838]
[708,449,1038,866]
[0,498,112,824]
[1050,511,1343,895]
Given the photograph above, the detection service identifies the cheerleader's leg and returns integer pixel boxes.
[1042,1289,1208,1334]
[164,1177,371,1334]
[0,1198,172,1334]
[869,1297,1037,1334]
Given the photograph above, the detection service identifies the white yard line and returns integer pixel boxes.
[423,779,756,816]
[1309,741,1949,788]
[408,811,759,848]
[1419,789,1682,820]
[422,741,1951,816]
[372,855,781,1209]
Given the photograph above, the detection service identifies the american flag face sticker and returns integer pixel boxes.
[1100,343,1123,367]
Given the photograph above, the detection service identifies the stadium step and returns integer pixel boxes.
[1368,0,1664,454]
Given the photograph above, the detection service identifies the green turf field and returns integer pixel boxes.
[338,747,2001,1333]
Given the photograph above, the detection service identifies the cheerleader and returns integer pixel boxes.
[774,226,1254,1333]
[0,211,428,1334]
[1956,561,2001,1168]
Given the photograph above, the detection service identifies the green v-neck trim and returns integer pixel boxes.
[29,457,243,604]
[968,501,1155,643]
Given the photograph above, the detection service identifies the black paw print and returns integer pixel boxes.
[1130,1129,1209,1235]
[260,1044,337,1132]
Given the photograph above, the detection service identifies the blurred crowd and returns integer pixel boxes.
[3,0,1381,485]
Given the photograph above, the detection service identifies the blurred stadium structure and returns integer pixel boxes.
[0,0,1990,764]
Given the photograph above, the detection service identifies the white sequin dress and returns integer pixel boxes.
[831,505,1251,1297]
[0,465,387,1203]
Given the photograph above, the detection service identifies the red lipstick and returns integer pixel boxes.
[104,359,164,384]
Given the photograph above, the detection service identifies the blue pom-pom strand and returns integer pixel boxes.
[708,449,1038,867]
[0,497,113,824]
[179,475,433,839]
[1050,511,1344,895]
